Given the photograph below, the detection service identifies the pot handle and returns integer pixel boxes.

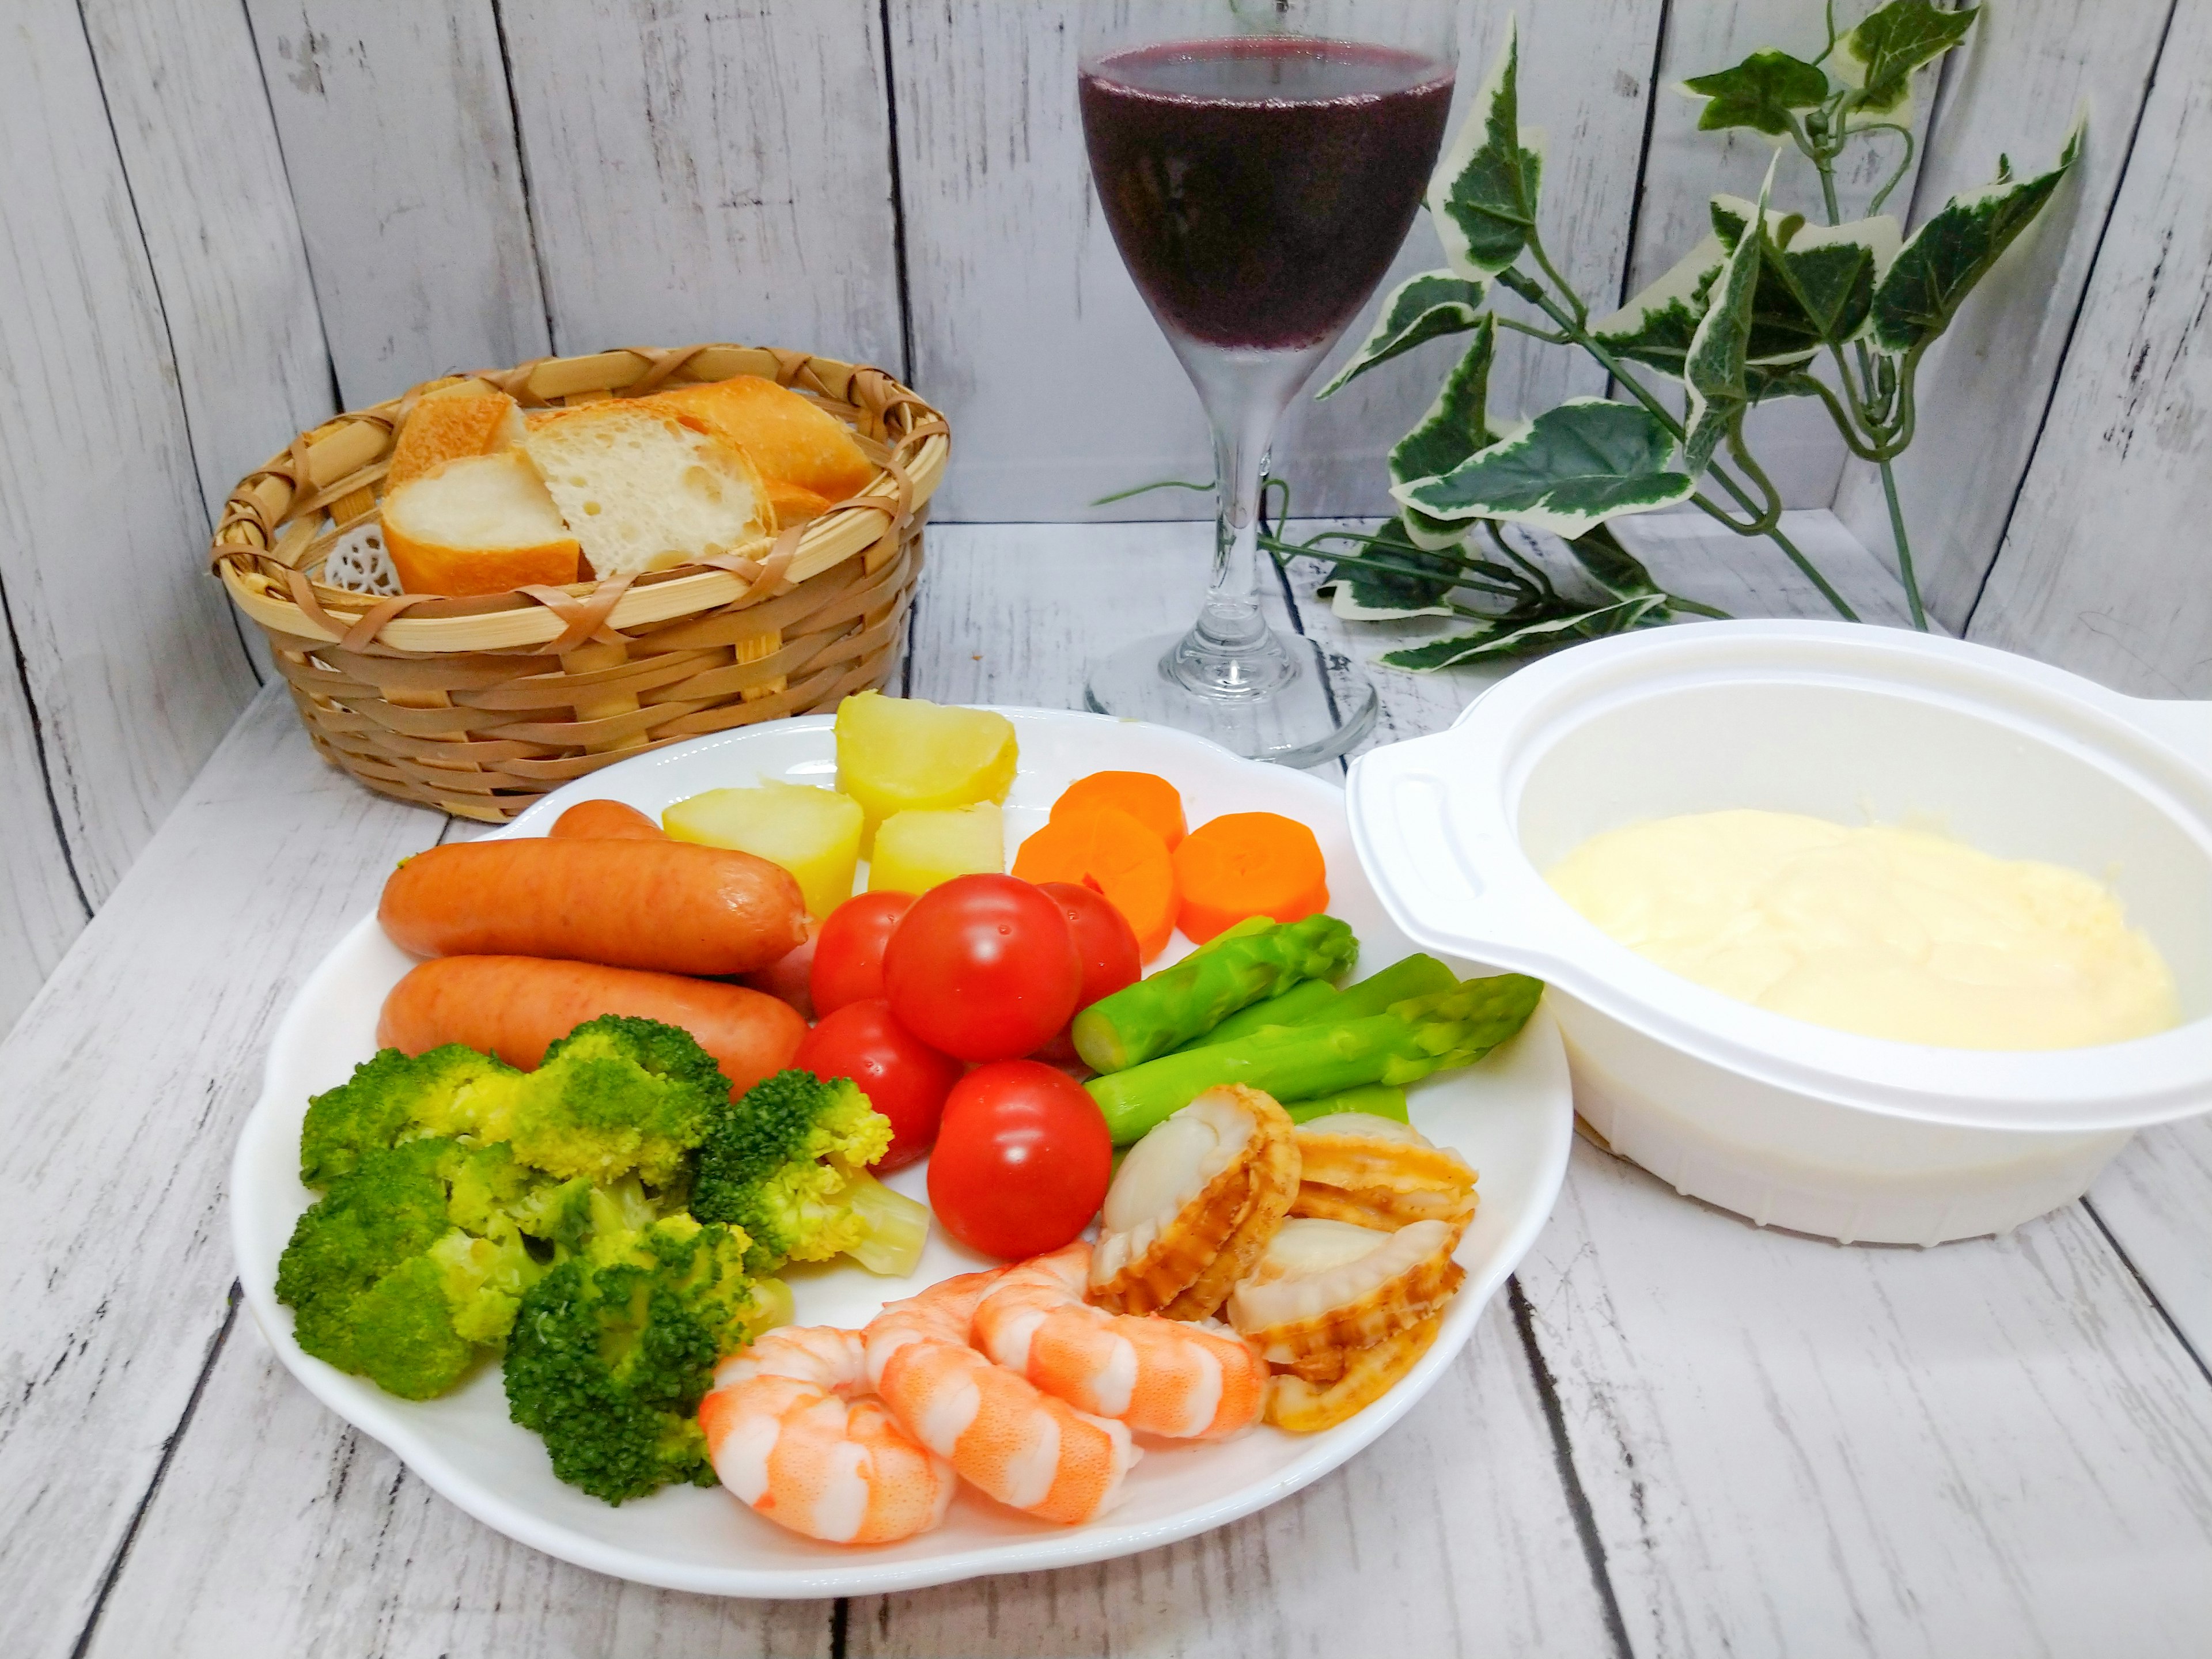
[1345,735,1563,977]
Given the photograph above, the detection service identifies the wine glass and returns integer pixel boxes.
[1079,0,1459,766]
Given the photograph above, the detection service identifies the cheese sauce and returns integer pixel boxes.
[1544,809,2180,1050]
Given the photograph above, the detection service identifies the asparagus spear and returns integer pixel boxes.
[1087,974,1545,1144]
[1179,978,1339,1050]
[1181,952,1456,1051]
[1284,1084,1410,1125]
[1073,914,1358,1074]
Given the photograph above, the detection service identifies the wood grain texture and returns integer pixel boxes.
[1833,0,2173,629]
[1965,0,2212,694]
[500,0,904,366]
[79,0,335,524]
[0,0,262,907]
[2091,1117,2212,1365]
[888,0,1664,522]
[1518,1141,2212,1658]
[0,645,83,1040]
[245,0,550,407]
[847,1297,1619,1658]
[0,687,445,1659]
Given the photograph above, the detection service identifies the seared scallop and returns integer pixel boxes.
[1289,1115,1476,1235]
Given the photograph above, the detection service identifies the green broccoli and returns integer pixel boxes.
[502,1210,777,1503]
[298,1045,524,1187]
[688,1069,929,1276]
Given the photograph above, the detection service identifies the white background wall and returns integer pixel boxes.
[0,0,2202,1035]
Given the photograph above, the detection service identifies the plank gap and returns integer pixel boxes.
[1613,0,1675,316]
[876,0,916,387]
[2082,1195,2212,1393]
[488,0,560,361]
[0,564,93,921]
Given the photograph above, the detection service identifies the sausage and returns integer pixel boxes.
[549,798,664,839]
[377,955,806,1097]
[380,838,806,975]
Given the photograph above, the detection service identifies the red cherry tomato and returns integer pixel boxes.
[740,918,818,1021]
[811,891,916,1017]
[927,1059,1112,1259]
[1030,881,1141,1063]
[793,999,961,1173]
[882,874,1081,1061]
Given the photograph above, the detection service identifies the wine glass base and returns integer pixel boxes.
[1085,627,1378,768]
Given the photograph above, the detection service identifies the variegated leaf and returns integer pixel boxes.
[1395,398,1695,540]
[1402,506,1477,551]
[1315,518,1463,621]
[1380,592,1669,671]
[1566,522,1660,600]
[1681,158,1776,474]
[1317,271,1490,398]
[1426,21,1545,279]
[1713,195,1903,352]
[1870,126,2082,354]
[1679,49,1830,140]
[1836,1,1978,121]
[1592,236,1725,378]
[1389,316,1498,488]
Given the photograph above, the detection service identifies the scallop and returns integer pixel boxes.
[1157,1088,1298,1323]
[1266,1308,1448,1434]
[1090,1085,1266,1315]
[1227,1217,1464,1366]
[1289,1115,1477,1234]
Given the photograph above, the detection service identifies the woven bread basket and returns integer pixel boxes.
[212,343,947,821]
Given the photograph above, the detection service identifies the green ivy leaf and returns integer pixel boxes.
[1744,362,1827,403]
[1565,522,1660,600]
[1427,21,1545,279]
[1402,507,1477,551]
[1713,196,1902,353]
[1681,159,1776,474]
[1870,126,2082,354]
[1395,399,1695,540]
[1315,518,1463,621]
[1380,592,1670,671]
[1836,2,1978,119]
[1389,316,1498,488]
[1317,271,1490,399]
[1679,49,1831,139]
[1592,237,1725,378]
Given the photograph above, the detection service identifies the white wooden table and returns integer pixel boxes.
[5,516,2210,1659]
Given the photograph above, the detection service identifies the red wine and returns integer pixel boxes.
[1080,37,1454,352]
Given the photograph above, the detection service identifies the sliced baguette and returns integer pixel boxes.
[760,478,834,531]
[380,450,581,596]
[652,376,876,501]
[521,402,772,578]
[387,385,527,488]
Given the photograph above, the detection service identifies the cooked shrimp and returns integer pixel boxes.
[699,1324,954,1544]
[973,1243,1267,1441]
[863,1270,1138,1525]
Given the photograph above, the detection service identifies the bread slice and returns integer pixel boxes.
[760,478,833,531]
[387,384,527,488]
[521,402,772,578]
[380,450,581,596]
[652,376,876,501]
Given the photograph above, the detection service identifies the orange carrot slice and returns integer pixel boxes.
[1012,805,1179,961]
[1050,771,1187,850]
[1171,813,1329,943]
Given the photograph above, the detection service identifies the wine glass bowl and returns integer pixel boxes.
[1078,2,1458,766]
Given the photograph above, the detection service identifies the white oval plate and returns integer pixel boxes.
[232,709,1571,1598]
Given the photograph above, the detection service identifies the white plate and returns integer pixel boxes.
[232,709,1572,1597]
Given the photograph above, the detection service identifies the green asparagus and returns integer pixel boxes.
[1073,915,1358,1074]
[1179,978,1340,1050]
[1284,1085,1410,1126]
[1180,952,1456,1052]
[1086,973,1545,1144]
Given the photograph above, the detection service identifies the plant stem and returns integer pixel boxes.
[1877,456,1927,630]
[1668,594,1733,620]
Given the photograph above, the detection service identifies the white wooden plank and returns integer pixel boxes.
[0,686,446,1658]
[0,0,262,905]
[80,0,335,524]
[2090,1118,2212,1365]
[1620,1,1938,510]
[245,0,550,406]
[889,0,1664,522]
[1520,1141,2212,1657]
[82,1313,831,1659]
[0,643,84,1041]
[1834,0,2173,630]
[849,1297,1618,1658]
[1965,0,2212,696]
[500,0,903,367]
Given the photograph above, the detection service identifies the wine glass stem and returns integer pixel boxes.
[1196,400,1277,659]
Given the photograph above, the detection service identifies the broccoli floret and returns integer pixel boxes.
[502,1213,775,1503]
[507,1016,729,1186]
[688,1070,927,1275]
[299,1046,524,1187]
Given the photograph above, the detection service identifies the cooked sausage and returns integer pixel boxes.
[548,798,664,839]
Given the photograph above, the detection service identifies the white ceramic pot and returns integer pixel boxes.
[1346,620,2212,1244]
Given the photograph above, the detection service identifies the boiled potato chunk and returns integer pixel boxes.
[662,780,863,920]
[835,691,1018,854]
[869,802,1004,895]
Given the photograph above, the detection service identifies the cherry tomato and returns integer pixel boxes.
[1029,881,1141,1063]
[882,874,1081,1061]
[927,1059,1112,1259]
[811,891,916,1017]
[793,999,961,1172]
[740,918,818,1021]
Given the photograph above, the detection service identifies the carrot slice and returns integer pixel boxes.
[1012,805,1179,961]
[1050,771,1187,850]
[1172,813,1329,943]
